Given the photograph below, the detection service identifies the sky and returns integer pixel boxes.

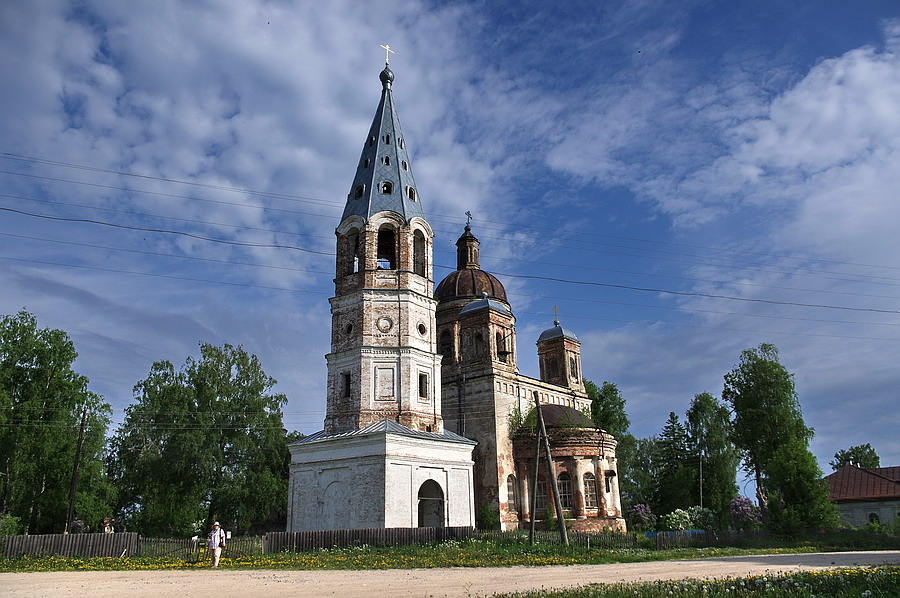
[2,0,899,485]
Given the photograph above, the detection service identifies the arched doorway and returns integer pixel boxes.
[417,480,445,528]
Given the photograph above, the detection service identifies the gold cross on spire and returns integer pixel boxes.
[380,44,395,65]
[552,305,560,325]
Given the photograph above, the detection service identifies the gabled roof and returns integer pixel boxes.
[824,465,900,502]
[340,65,424,224]
[291,418,476,447]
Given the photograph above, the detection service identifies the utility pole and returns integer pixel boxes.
[64,403,88,534]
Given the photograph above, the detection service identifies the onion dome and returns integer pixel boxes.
[537,318,579,343]
[435,224,508,303]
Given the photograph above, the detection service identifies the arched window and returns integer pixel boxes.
[402,160,408,171]
[380,181,393,194]
[354,184,365,199]
[377,226,397,269]
[399,138,405,149]
[382,156,390,165]
[339,230,360,276]
[570,356,578,379]
[558,473,572,510]
[368,135,376,146]
[383,134,391,144]
[407,186,417,201]
[417,480,444,528]
[496,331,508,363]
[363,158,370,168]
[413,230,426,277]
[439,329,453,363]
[583,472,598,509]
[506,475,518,513]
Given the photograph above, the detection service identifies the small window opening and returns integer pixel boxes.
[558,473,572,510]
[363,158,370,168]
[439,330,453,363]
[419,373,428,398]
[368,136,376,147]
[583,472,598,509]
[383,134,391,144]
[381,181,393,194]
[382,156,390,166]
[506,475,518,513]
[407,187,417,201]
[377,226,397,269]
[354,185,365,199]
[535,476,547,512]
[345,322,353,335]
[402,160,408,171]
[413,230,426,277]
[570,356,578,379]
[399,138,405,149]
[417,323,427,335]
[496,331,508,363]
[341,372,351,398]
[547,358,560,379]
[474,333,485,358]
[605,472,614,494]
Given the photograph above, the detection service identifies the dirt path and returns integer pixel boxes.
[3,550,899,597]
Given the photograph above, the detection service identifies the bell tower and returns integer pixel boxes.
[325,62,442,435]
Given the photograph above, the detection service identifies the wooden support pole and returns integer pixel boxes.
[534,391,568,546]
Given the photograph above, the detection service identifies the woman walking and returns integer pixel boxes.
[207,522,226,568]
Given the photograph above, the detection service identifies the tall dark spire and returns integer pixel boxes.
[340,65,424,223]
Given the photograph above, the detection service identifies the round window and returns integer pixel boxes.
[417,323,427,335]
[376,317,393,333]
[345,323,353,335]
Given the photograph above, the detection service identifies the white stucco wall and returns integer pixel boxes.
[287,427,475,531]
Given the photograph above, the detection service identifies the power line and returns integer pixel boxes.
[4,151,899,277]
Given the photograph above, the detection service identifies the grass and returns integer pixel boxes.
[0,535,892,573]
[494,566,900,597]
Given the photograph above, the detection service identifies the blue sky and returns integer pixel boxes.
[2,0,899,483]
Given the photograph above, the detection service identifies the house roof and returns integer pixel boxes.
[824,465,900,502]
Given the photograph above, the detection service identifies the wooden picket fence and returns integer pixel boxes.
[3,532,140,558]
[264,526,475,553]
[654,529,773,549]
[2,533,264,559]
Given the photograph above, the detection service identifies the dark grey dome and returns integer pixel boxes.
[537,321,579,343]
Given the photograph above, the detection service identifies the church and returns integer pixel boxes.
[287,58,625,533]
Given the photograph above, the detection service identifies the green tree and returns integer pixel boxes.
[685,392,739,528]
[722,343,836,534]
[655,412,695,515]
[584,379,638,509]
[0,310,114,534]
[830,443,880,470]
[109,343,291,536]
[627,437,660,510]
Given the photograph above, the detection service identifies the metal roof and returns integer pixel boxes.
[537,321,580,343]
[340,66,425,224]
[291,418,476,446]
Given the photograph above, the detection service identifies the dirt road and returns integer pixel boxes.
[3,550,899,597]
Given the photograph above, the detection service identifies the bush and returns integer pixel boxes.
[686,506,717,530]
[660,509,692,531]
[477,501,500,530]
[730,497,761,530]
[0,514,22,536]
[627,504,657,531]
